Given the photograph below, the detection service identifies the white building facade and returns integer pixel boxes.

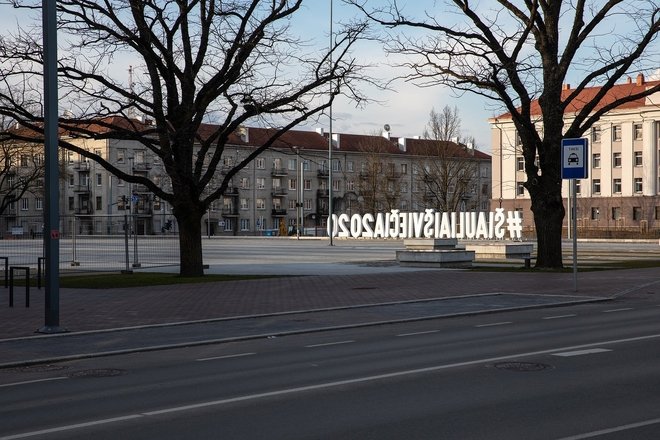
[490,75,660,237]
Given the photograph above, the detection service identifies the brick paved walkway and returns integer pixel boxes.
[1,267,658,339]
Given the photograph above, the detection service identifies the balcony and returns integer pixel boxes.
[316,207,329,216]
[73,184,91,193]
[221,207,239,217]
[73,161,90,170]
[133,184,150,193]
[271,208,287,217]
[317,189,329,198]
[132,162,152,171]
[224,187,239,197]
[271,168,288,177]
[317,169,329,178]
[271,188,288,197]
[75,206,93,215]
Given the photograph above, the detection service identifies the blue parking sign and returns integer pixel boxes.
[561,138,588,179]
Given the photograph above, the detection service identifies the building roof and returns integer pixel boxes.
[493,74,660,120]
[8,116,490,161]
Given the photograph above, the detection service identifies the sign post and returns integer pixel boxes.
[561,138,588,292]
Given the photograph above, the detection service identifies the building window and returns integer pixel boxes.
[304,179,312,190]
[613,178,622,194]
[612,125,622,141]
[655,206,660,221]
[240,198,249,210]
[633,207,642,221]
[634,178,643,193]
[591,126,601,143]
[346,180,355,191]
[255,198,265,210]
[592,179,601,194]
[516,157,525,172]
[68,197,74,211]
[515,131,522,146]
[611,207,621,220]
[288,199,296,210]
[346,161,354,172]
[592,153,601,169]
[333,179,340,191]
[304,199,312,210]
[117,149,125,163]
[240,218,250,231]
[153,197,161,211]
[332,159,341,172]
[35,197,43,211]
[401,163,408,175]
[634,124,643,140]
[68,174,74,186]
[20,198,29,211]
[613,152,622,167]
[401,182,408,193]
[302,160,310,171]
[96,196,102,211]
[255,158,265,169]
[223,219,233,232]
[288,159,297,171]
[240,177,250,189]
[516,182,525,196]
[634,151,643,167]
[288,179,297,190]
[272,178,281,190]
[96,173,102,186]
[256,178,265,189]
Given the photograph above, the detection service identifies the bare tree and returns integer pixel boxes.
[355,134,402,213]
[350,0,660,268]
[0,131,45,217]
[0,0,370,276]
[417,106,478,212]
[423,106,461,142]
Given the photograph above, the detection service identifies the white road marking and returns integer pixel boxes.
[396,330,440,337]
[475,321,512,328]
[305,340,355,348]
[6,332,660,439]
[543,314,577,320]
[555,417,660,439]
[602,308,634,313]
[0,377,68,388]
[196,352,256,362]
[552,348,611,357]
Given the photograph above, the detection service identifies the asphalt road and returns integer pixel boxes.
[2,298,660,439]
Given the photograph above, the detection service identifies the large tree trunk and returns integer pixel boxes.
[174,206,205,277]
[530,183,565,269]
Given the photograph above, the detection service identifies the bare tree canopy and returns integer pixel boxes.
[350,0,660,268]
[0,0,372,275]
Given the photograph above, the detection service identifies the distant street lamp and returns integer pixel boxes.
[328,0,334,245]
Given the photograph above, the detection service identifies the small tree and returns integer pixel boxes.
[350,0,660,268]
[0,0,370,276]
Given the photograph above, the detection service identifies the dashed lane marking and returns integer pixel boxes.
[196,352,256,362]
[305,340,355,348]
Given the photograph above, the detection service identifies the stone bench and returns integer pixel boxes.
[463,242,533,268]
[397,238,474,268]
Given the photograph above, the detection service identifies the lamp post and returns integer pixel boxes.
[328,0,334,245]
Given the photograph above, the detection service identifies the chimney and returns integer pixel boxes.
[626,76,632,84]
[238,126,249,143]
[398,137,407,152]
[636,73,645,86]
[315,127,324,136]
[332,133,340,149]
[562,83,571,90]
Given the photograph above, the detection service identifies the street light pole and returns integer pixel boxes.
[328,0,334,245]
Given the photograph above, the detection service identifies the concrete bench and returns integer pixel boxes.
[398,238,474,268]
[463,242,533,268]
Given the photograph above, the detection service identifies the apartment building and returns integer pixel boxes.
[490,74,660,236]
[1,124,491,237]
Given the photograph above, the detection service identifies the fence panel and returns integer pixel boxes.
[0,215,179,273]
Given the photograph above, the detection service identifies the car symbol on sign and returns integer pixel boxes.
[567,153,579,164]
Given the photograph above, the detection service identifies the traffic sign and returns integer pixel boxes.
[561,138,588,179]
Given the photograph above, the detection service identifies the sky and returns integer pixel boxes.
[291,1,495,151]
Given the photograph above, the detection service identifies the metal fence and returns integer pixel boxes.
[0,215,179,273]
